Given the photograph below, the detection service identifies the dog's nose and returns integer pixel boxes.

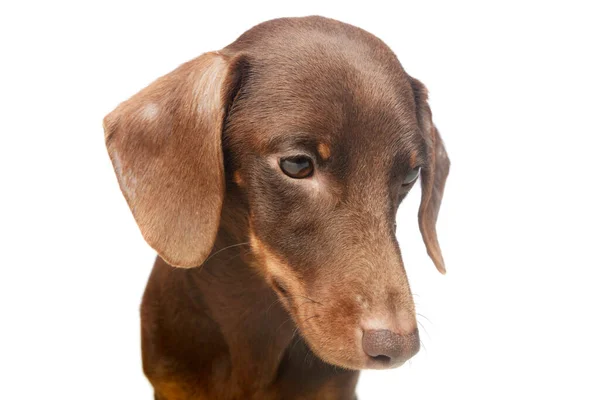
[362,329,420,367]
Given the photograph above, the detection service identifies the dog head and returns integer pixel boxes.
[104,16,449,370]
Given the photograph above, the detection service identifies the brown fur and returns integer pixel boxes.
[105,16,450,400]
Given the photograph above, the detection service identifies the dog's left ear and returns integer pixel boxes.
[410,77,451,274]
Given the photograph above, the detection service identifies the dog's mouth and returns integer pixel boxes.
[272,277,289,298]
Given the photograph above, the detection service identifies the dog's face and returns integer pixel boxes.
[104,17,449,370]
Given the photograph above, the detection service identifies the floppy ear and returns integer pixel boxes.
[410,78,451,274]
[104,52,244,268]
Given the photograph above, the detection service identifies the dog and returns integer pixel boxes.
[104,15,450,400]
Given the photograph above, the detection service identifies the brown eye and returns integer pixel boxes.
[279,156,314,179]
[402,167,420,186]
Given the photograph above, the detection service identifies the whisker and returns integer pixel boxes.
[299,314,320,325]
[303,347,314,368]
[290,333,303,353]
[223,251,246,263]
[264,298,282,316]
[287,314,319,339]
[274,315,294,335]
[201,242,250,267]
[417,319,431,341]
[417,312,433,325]
[290,325,301,339]
[420,339,427,353]
[299,295,325,306]
[280,293,325,307]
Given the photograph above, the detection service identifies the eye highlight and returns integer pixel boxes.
[279,156,314,179]
[402,167,420,186]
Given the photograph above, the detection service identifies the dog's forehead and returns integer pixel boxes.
[253,71,418,160]
[227,22,421,159]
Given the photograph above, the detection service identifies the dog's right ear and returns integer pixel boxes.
[104,52,246,268]
[410,77,451,275]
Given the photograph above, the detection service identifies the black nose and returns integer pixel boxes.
[362,329,420,366]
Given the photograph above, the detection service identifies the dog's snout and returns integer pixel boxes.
[362,329,420,368]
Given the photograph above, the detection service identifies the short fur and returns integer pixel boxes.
[104,16,450,400]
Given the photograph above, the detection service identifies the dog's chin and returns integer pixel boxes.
[301,337,365,370]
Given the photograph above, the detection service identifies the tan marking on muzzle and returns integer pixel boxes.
[248,230,304,297]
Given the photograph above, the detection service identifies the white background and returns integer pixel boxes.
[1,1,599,399]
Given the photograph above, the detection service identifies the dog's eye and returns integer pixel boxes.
[402,167,420,186]
[279,156,314,179]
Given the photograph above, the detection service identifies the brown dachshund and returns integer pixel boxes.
[104,16,450,400]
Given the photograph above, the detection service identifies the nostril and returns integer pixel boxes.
[371,354,391,364]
